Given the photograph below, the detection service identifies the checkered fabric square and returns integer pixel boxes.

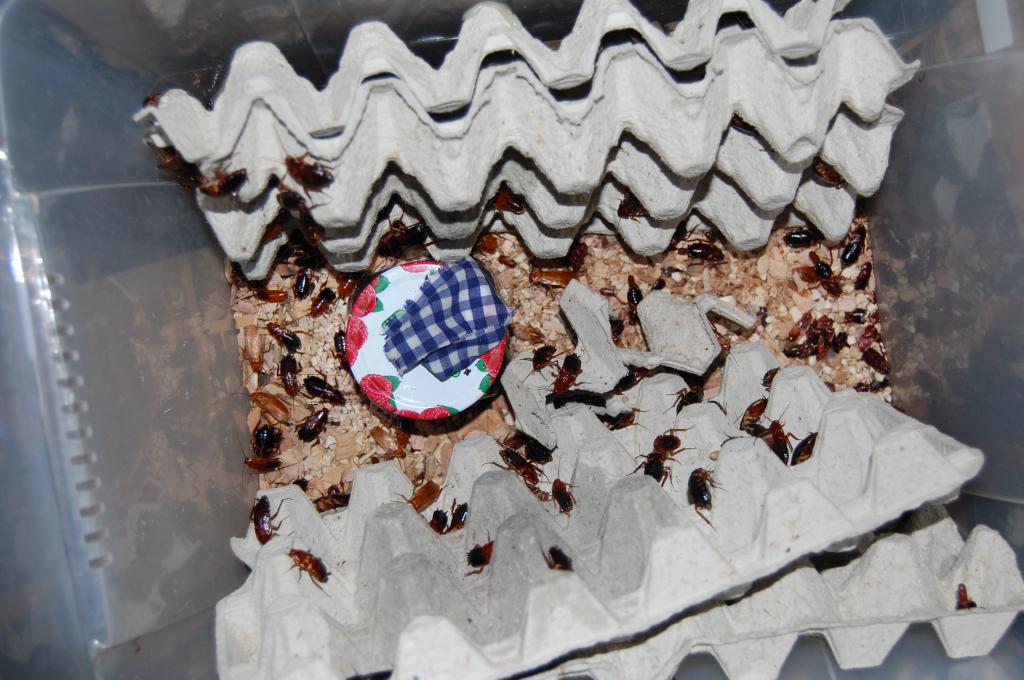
[383,257,512,380]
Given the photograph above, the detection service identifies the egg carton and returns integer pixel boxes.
[137,7,914,274]
[543,503,1024,680]
[216,355,983,680]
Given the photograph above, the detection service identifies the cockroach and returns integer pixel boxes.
[956,583,978,610]
[761,420,796,465]
[544,546,573,571]
[334,273,358,298]
[250,495,288,544]
[251,423,282,458]
[288,547,330,586]
[551,353,583,394]
[309,287,337,318]
[688,467,720,527]
[267,322,302,353]
[465,539,494,575]
[147,142,203,188]
[244,451,284,473]
[475,233,500,255]
[277,188,308,215]
[498,255,517,268]
[862,347,891,374]
[831,331,849,354]
[609,316,625,344]
[618,190,648,220]
[198,167,248,197]
[378,215,431,257]
[446,500,468,534]
[491,183,526,214]
[782,227,821,248]
[812,157,844,187]
[762,367,780,388]
[652,278,667,291]
[522,437,553,465]
[858,324,881,351]
[854,262,872,290]
[280,355,301,397]
[530,345,559,373]
[567,241,588,272]
[293,268,314,300]
[804,315,836,360]
[285,154,334,192]
[292,478,310,492]
[393,427,412,459]
[681,240,725,263]
[796,252,843,297]
[303,376,345,405]
[404,480,442,513]
[428,509,448,534]
[527,485,551,502]
[844,308,868,324]
[631,451,672,486]
[783,341,817,359]
[599,287,619,299]
[245,288,289,304]
[333,329,347,364]
[312,487,351,513]
[251,390,291,423]
[626,275,643,322]
[788,311,814,341]
[653,428,692,457]
[713,328,732,360]
[740,397,769,437]
[242,324,263,372]
[551,479,576,516]
[731,113,757,135]
[491,445,542,487]
[671,386,704,413]
[613,366,649,394]
[529,269,576,288]
[853,377,889,392]
[840,225,866,268]
[603,407,642,430]
[791,432,817,466]
[297,408,330,443]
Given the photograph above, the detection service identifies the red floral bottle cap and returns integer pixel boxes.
[345,261,506,420]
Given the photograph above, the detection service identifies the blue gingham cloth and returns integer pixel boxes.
[383,258,512,380]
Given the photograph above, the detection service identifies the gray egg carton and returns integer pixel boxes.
[544,503,1024,680]
[136,0,916,276]
[216,356,984,679]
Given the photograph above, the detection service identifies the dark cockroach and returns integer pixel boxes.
[831,331,849,354]
[243,324,263,373]
[428,509,449,534]
[251,390,291,423]
[631,451,672,486]
[531,345,559,373]
[812,157,844,187]
[956,583,978,610]
[404,480,442,513]
[791,432,817,466]
[280,355,301,397]
[653,428,692,457]
[599,287,619,299]
[285,154,334,192]
[475,233,500,255]
[671,386,704,413]
[652,278,667,291]
[198,167,248,197]
[783,341,818,359]
[688,467,720,527]
[603,407,642,430]
[730,113,757,135]
[288,547,330,586]
[529,269,576,288]
[491,183,526,214]
[854,262,872,290]
[333,329,347,363]
[713,328,733,361]
[303,376,346,405]
[551,353,583,394]
[613,366,649,394]
[544,546,573,571]
[609,316,625,344]
[567,241,588,272]
[250,495,288,544]
[147,142,203,188]
[251,423,282,458]
[465,539,495,575]
[782,228,821,248]
[492,445,542,487]
[762,367,780,389]
[862,347,891,374]
[845,308,868,324]
[618,190,648,220]
[681,240,725,263]
[740,397,769,437]
[498,255,517,268]
[804,315,837,360]
[788,311,814,341]
[858,324,881,351]
[267,322,302,353]
[522,437,553,465]
[293,268,314,300]
[761,420,796,465]
[309,287,337,318]
[840,225,866,268]
[853,377,889,392]
[297,408,330,443]
[626,275,643,322]
[312,486,351,513]
[378,215,431,257]
[551,479,576,516]
[446,500,468,534]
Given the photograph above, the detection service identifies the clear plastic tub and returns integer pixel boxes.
[0,0,1020,678]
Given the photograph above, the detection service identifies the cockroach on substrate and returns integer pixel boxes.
[309,287,337,317]
[812,157,844,187]
[761,420,797,465]
[280,354,301,397]
[791,432,817,466]
[293,268,314,300]
[845,308,868,324]
[251,423,282,458]
[630,451,674,486]
[840,225,867,268]
[956,583,978,610]
[796,251,843,297]
[652,278,667,291]
[198,167,248,197]
[566,241,588,272]
[788,311,814,341]
[474,233,500,255]
[670,385,704,414]
[285,154,334,192]
[550,353,584,395]
[267,322,302,353]
[609,316,625,345]
[491,444,543,487]
[782,227,821,248]
[652,428,692,457]
[292,478,310,492]
[854,262,872,290]
[853,377,889,393]
[739,397,769,437]
[312,486,351,513]
[242,325,264,373]
[688,467,721,528]
[831,331,849,354]
[625,275,643,323]
[378,214,431,258]
[528,345,559,376]
[544,546,573,571]
[490,183,526,215]
[333,329,347,364]
[762,367,780,389]
[303,376,346,405]
[288,547,330,587]
[498,255,517,269]
[402,481,442,513]
[244,451,285,473]
[529,269,577,288]
[862,346,891,374]
[618,190,648,220]
[334,273,359,298]
[296,408,330,443]
[522,437,553,465]
[465,539,495,575]
[551,479,576,516]
[251,390,291,423]
[602,407,643,430]
[428,509,449,534]
[680,239,725,264]
[858,324,881,351]
[446,500,468,534]
[243,287,289,304]
[250,495,289,544]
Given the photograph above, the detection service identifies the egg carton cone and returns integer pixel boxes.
[217,338,984,679]
[542,503,1024,680]
[138,0,858,165]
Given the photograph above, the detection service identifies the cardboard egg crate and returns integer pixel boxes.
[135,0,915,278]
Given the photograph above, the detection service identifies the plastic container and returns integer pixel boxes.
[0,1,1020,678]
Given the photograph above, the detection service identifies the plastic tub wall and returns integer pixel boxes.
[0,1,1020,679]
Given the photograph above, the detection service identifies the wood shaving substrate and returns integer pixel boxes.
[230,216,889,500]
